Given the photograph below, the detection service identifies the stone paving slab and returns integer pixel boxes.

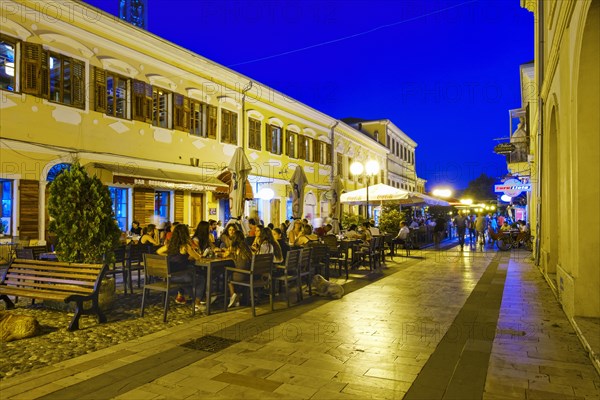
[1,245,598,399]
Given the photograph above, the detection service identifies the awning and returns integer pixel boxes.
[340,183,411,204]
[216,169,254,200]
[91,163,228,192]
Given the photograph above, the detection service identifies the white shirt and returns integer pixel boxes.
[396,226,410,240]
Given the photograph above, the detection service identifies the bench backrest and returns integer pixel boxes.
[1,259,106,296]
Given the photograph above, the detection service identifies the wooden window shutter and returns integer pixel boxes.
[93,67,107,113]
[298,135,305,159]
[313,140,320,163]
[18,180,40,240]
[144,83,153,123]
[173,93,185,131]
[231,112,238,144]
[72,59,85,108]
[21,42,42,95]
[265,123,272,153]
[132,80,145,121]
[183,97,190,130]
[207,105,217,139]
[39,50,49,99]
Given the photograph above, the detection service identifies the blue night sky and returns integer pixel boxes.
[84,0,534,191]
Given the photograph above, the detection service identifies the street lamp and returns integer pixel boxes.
[350,160,380,219]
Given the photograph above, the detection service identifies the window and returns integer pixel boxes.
[0,180,13,235]
[313,140,321,164]
[248,118,261,150]
[221,109,238,144]
[285,130,296,158]
[404,146,408,161]
[386,134,390,148]
[173,93,189,131]
[154,191,170,220]
[298,135,312,161]
[132,80,152,122]
[0,36,16,92]
[48,52,85,108]
[190,100,205,137]
[266,124,282,155]
[152,87,171,128]
[94,68,130,119]
[109,187,128,232]
[336,152,343,175]
[298,135,306,160]
[207,105,217,139]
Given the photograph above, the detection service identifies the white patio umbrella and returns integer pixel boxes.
[289,166,308,219]
[228,147,252,219]
[340,183,410,204]
[400,192,450,206]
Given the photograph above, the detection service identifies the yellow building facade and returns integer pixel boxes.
[0,0,387,240]
[521,0,599,322]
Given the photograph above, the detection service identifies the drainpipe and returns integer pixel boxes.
[534,0,544,266]
[241,81,253,152]
[330,120,339,183]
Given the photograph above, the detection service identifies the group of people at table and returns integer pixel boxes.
[124,217,400,314]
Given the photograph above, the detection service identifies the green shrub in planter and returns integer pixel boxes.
[48,162,120,264]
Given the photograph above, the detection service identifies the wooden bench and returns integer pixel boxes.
[0,259,108,331]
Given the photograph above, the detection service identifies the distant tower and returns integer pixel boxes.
[119,0,147,29]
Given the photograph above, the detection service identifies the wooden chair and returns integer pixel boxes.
[140,254,196,322]
[108,245,128,293]
[355,238,379,271]
[322,235,346,277]
[225,253,274,317]
[297,247,313,300]
[273,249,301,309]
[308,242,330,280]
[126,244,145,293]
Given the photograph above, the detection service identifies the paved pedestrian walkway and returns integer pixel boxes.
[1,244,598,399]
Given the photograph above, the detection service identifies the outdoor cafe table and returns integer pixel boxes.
[194,257,234,315]
[337,239,363,271]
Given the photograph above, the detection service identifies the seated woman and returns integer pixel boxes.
[156,224,206,312]
[294,224,319,247]
[221,230,253,308]
[273,228,290,262]
[344,224,362,239]
[219,223,239,250]
[140,224,160,246]
[288,220,303,246]
[250,225,264,253]
[253,227,284,263]
[192,221,217,255]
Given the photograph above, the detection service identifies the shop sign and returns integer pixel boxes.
[494,178,531,197]
[113,175,217,192]
[494,143,516,155]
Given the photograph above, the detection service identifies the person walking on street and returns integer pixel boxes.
[433,216,446,249]
[453,212,468,250]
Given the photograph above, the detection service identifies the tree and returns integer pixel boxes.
[461,173,497,201]
[48,162,120,263]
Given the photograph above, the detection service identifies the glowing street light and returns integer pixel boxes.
[350,160,380,219]
[460,198,473,206]
[432,188,453,198]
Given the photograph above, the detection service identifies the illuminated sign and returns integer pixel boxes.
[494,178,531,197]
[113,175,218,192]
[494,143,516,155]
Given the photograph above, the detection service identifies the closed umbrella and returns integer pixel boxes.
[289,166,308,219]
[330,175,344,234]
[228,147,252,219]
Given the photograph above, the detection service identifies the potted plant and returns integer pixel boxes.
[48,162,121,310]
